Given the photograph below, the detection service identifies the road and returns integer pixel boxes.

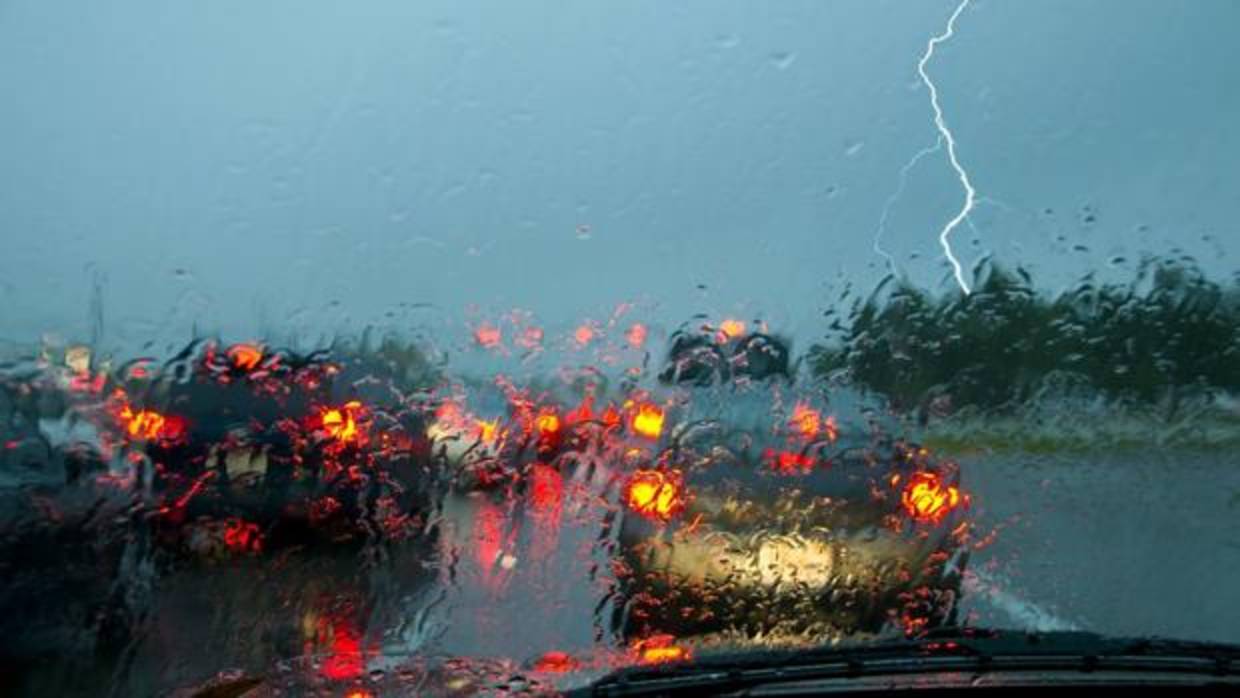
[11,447,1240,695]
[960,450,1240,644]
[410,447,1240,664]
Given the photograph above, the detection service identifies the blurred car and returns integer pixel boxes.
[658,321,792,386]
[427,324,971,647]
[88,338,442,559]
[612,433,970,645]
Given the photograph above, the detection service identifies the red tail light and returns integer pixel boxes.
[900,471,964,524]
[632,634,691,665]
[318,401,367,448]
[718,318,746,341]
[624,469,684,521]
[533,650,580,673]
[226,343,264,371]
[535,410,561,439]
[118,404,186,443]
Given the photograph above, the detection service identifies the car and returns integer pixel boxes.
[84,337,443,559]
[425,322,971,647]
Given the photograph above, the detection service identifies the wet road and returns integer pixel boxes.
[961,450,1240,644]
[16,447,1238,695]
[419,448,1240,662]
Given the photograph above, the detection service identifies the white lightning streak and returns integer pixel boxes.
[874,137,943,276]
[917,0,977,295]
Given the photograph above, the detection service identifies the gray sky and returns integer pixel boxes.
[2,0,1237,356]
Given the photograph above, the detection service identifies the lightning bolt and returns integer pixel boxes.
[917,0,977,295]
[874,136,943,276]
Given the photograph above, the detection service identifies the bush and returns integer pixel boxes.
[809,256,1240,416]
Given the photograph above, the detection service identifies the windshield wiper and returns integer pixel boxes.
[573,629,1239,696]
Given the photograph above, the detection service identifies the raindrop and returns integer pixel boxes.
[769,52,797,70]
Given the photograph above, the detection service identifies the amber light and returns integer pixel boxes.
[901,471,963,524]
[630,403,664,440]
[718,318,746,340]
[320,401,364,445]
[632,635,691,665]
[789,401,823,439]
[788,403,839,442]
[535,411,561,438]
[625,469,683,521]
[119,405,185,442]
[227,343,263,371]
[475,418,501,444]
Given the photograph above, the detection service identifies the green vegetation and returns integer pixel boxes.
[335,331,443,393]
[810,256,1240,424]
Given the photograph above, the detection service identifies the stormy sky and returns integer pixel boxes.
[1,0,1236,356]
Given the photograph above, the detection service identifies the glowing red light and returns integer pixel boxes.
[565,395,594,425]
[474,323,502,348]
[319,401,365,445]
[528,463,563,513]
[119,405,186,442]
[766,448,815,474]
[625,469,684,521]
[574,324,595,347]
[901,471,964,524]
[319,620,363,681]
[533,650,579,673]
[227,343,263,371]
[222,518,263,554]
[535,411,561,439]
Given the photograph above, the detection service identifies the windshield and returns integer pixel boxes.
[2,1,1238,696]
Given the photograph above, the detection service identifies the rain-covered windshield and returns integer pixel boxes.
[2,1,1238,695]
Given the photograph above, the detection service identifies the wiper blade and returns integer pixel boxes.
[575,630,1240,696]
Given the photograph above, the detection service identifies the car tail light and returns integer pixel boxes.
[624,469,684,521]
[535,410,561,439]
[629,402,664,440]
[318,401,366,447]
[226,343,264,371]
[718,318,746,341]
[533,650,580,673]
[118,405,186,443]
[632,634,691,665]
[899,471,964,524]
